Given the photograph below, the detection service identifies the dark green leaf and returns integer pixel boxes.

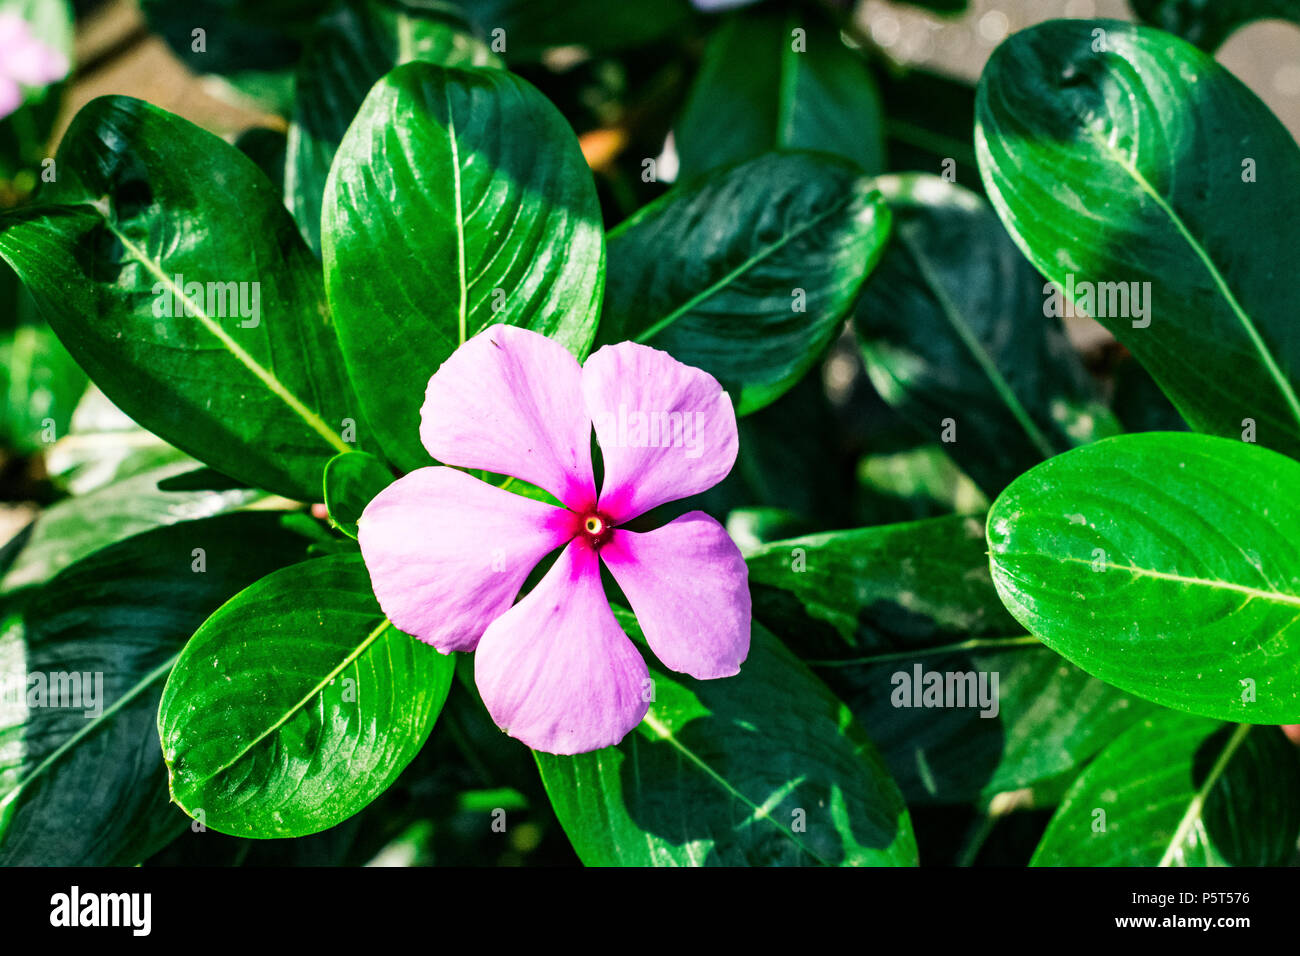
[535,610,917,866]
[988,432,1300,723]
[745,514,1020,656]
[600,151,891,415]
[158,553,454,838]
[976,19,1300,458]
[746,516,1148,801]
[1032,713,1300,865]
[675,9,884,181]
[323,63,605,471]
[0,513,311,864]
[854,173,1117,496]
[0,96,362,500]
[235,126,288,196]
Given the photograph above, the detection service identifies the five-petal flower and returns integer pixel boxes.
[358,325,751,755]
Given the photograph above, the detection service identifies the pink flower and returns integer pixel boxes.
[0,13,68,120]
[358,326,751,755]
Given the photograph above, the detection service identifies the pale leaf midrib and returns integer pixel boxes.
[105,221,350,455]
[1158,722,1251,867]
[176,619,391,793]
[640,711,834,865]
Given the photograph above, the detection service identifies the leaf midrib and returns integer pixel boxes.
[1079,123,1300,434]
[896,221,1057,460]
[104,220,350,455]
[1048,555,1300,609]
[1158,722,1251,867]
[0,652,179,817]
[640,711,835,865]
[174,619,391,793]
[631,195,857,345]
[443,83,469,346]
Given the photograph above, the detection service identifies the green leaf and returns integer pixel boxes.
[0,460,268,595]
[323,63,605,471]
[535,610,917,866]
[287,0,501,254]
[1032,713,1300,866]
[975,19,1300,458]
[747,516,1149,801]
[675,9,884,181]
[988,432,1300,724]
[745,514,1020,655]
[826,645,1153,804]
[158,553,454,838]
[0,513,311,864]
[323,450,393,537]
[600,151,891,416]
[0,96,361,501]
[854,173,1117,496]
[1130,0,1300,50]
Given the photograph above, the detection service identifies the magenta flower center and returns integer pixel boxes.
[580,511,613,547]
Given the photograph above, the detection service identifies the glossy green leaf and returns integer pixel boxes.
[1032,713,1300,865]
[0,96,362,501]
[535,611,917,866]
[976,19,1300,458]
[747,516,1149,801]
[600,151,891,416]
[323,63,605,471]
[0,513,311,864]
[287,0,501,254]
[854,173,1117,496]
[1130,0,1300,50]
[158,553,454,838]
[988,432,1300,723]
[323,450,393,537]
[675,9,884,181]
[745,514,1020,656]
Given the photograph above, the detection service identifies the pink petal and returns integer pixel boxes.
[421,325,597,511]
[601,511,750,679]
[582,342,738,523]
[6,42,66,85]
[475,539,650,754]
[357,466,578,653]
